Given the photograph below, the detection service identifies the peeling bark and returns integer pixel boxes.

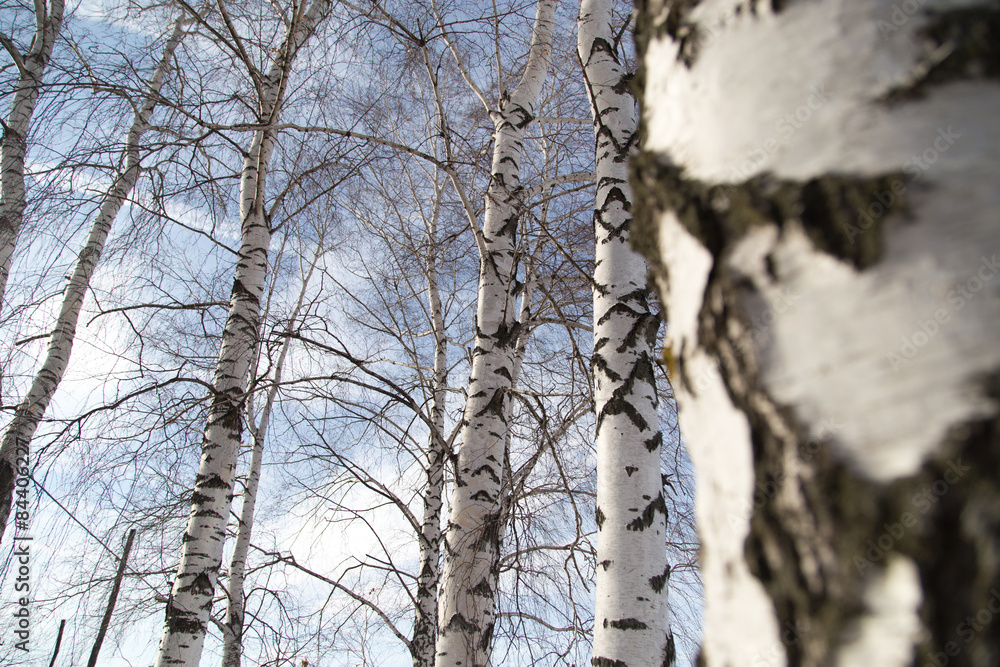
[633,1,1000,665]
[579,0,673,665]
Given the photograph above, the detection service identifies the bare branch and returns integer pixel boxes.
[251,544,412,650]
[87,301,230,326]
[523,171,595,199]
[534,116,592,125]
[431,0,492,112]
[0,33,27,78]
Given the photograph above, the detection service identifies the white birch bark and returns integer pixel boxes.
[0,13,188,548]
[633,1,1000,664]
[155,2,331,664]
[435,2,556,665]
[0,0,64,312]
[579,1,673,664]
[221,250,315,667]
[412,183,449,667]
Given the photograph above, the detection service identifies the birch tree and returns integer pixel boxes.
[339,66,464,664]
[221,237,319,667]
[338,169,455,667]
[578,1,673,664]
[0,10,192,550]
[434,1,558,664]
[155,1,333,663]
[291,168,463,667]
[415,182,451,667]
[302,6,603,661]
[0,0,64,313]
[633,0,1000,664]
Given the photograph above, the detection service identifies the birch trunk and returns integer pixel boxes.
[579,1,673,664]
[0,0,64,311]
[435,2,556,665]
[412,188,449,667]
[633,1,1000,665]
[155,3,330,664]
[221,251,315,667]
[0,13,188,548]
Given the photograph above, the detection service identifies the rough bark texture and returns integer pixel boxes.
[0,13,186,549]
[434,2,555,665]
[579,0,674,665]
[155,3,331,664]
[218,383,269,667]
[0,0,64,310]
[221,252,315,667]
[412,189,449,667]
[633,1,1000,665]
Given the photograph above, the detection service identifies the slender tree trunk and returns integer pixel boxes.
[88,529,136,667]
[0,13,188,548]
[579,1,673,665]
[155,3,331,664]
[633,1,1000,665]
[412,187,449,667]
[0,0,65,312]
[221,245,318,667]
[493,239,537,545]
[435,2,556,665]
[221,284,301,667]
[156,103,275,667]
[48,619,66,667]
[219,399,267,667]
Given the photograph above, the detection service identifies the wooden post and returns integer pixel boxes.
[48,619,66,667]
[87,528,135,667]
